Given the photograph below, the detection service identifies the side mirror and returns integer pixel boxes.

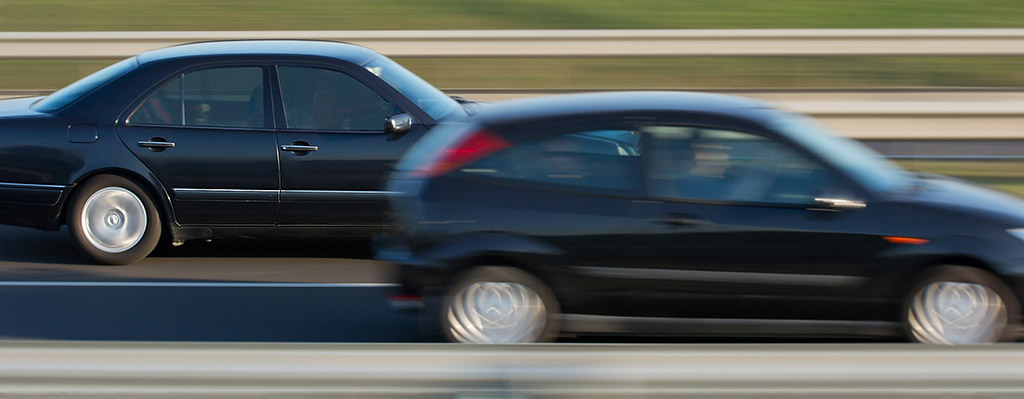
[385,113,413,134]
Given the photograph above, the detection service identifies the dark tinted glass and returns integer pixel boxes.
[182,66,265,128]
[643,126,849,204]
[463,129,643,194]
[128,77,182,125]
[278,66,394,131]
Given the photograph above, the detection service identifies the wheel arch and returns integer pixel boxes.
[891,255,1023,325]
[60,168,174,231]
[422,232,568,295]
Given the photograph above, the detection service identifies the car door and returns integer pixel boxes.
[634,122,893,322]
[272,64,429,226]
[449,120,662,317]
[117,65,279,225]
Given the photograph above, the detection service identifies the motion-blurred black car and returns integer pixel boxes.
[0,40,466,264]
[382,91,1024,345]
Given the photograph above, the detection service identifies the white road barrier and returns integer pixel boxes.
[8,89,1020,139]
[2,29,1024,58]
[1,342,1024,398]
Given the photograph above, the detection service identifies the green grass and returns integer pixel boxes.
[0,0,1023,31]
[2,1,1024,90]
[4,57,1024,91]
[894,160,1024,197]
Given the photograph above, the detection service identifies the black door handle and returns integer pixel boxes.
[649,214,712,226]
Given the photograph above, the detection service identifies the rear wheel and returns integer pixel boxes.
[904,266,1019,344]
[443,266,559,343]
[68,175,161,265]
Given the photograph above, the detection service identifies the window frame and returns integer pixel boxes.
[270,62,405,134]
[635,120,871,208]
[124,63,274,131]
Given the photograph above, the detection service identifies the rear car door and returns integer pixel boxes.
[117,65,279,225]
[445,120,660,317]
[272,64,429,226]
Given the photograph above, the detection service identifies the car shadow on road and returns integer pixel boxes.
[0,224,375,265]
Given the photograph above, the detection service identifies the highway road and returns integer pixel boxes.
[0,224,903,344]
[0,224,426,342]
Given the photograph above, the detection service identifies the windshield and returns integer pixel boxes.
[33,57,138,113]
[768,110,914,195]
[361,55,462,121]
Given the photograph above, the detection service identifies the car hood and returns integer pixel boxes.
[0,96,45,118]
[901,174,1024,228]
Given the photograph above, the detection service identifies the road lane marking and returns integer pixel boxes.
[0,281,397,288]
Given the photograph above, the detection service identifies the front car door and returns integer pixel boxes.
[117,64,278,225]
[633,120,894,328]
[272,63,429,227]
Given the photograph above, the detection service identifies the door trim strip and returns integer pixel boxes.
[572,266,866,287]
[280,190,399,202]
[173,188,278,201]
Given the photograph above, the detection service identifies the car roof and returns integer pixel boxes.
[472,91,770,125]
[136,40,380,65]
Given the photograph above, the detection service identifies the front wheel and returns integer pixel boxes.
[904,266,1020,345]
[67,175,161,265]
[443,266,559,344]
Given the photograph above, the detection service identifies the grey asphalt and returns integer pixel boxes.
[0,224,428,342]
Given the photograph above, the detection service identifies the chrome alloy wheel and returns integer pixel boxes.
[908,281,1008,345]
[446,281,548,344]
[80,187,147,253]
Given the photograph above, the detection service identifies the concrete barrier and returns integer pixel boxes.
[1,342,1023,398]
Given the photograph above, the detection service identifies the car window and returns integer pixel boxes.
[128,66,266,128]
[642,125,851,205]
[278,66,395,131]
[463,129,643,194]
[183,67,266,128]
[128,78,182,125]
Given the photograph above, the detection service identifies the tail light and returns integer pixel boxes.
[412,129,510,178]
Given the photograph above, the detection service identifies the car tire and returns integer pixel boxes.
[904,265,1020,344]
[442,266,560,344]
[67,175,162,265]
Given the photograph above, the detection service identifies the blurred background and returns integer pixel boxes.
[0,0,1022,195]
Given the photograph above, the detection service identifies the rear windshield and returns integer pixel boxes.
[33,57,138,113]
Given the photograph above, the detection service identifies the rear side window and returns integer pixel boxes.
[462,129,643,194]
[129,78,181,125]
[128,66,267,128]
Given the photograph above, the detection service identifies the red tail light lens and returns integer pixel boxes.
[413,129,510,178]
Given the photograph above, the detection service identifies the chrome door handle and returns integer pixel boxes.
[280,144,318,152]
[138,140,175,148]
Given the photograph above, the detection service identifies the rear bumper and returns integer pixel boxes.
[0,182,69,230]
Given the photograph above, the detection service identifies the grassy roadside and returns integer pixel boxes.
[3,57,1024,91]
[1,0,1022,31]
[895,160,1024,197]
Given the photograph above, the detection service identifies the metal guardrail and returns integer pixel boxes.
[2,342,1024,398]
[3,29,1024,58]
[3,88,1024,140]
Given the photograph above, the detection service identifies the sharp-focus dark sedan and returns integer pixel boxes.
[381,91,1024,345]
[0,40,466,264]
